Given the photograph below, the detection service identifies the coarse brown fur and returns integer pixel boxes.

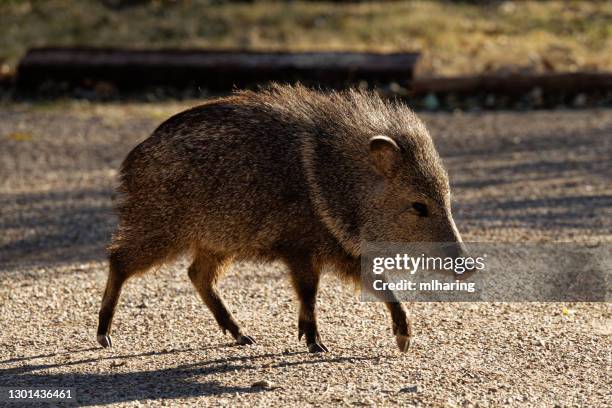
[97,84,465,352]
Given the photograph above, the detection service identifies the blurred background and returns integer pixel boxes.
[1,0,611,108]
[1,0,611,76]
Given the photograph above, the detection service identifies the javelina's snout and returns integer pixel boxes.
[431,213,476,279]
[441,239,477,281]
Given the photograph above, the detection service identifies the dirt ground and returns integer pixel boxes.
[0,102,610,407]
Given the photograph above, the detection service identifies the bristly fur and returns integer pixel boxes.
[97,83,461,353]
[237,84,449,195]
[110,83,450,262]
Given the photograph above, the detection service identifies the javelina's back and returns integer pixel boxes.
[114,94,331,260]
[113,84,434,261]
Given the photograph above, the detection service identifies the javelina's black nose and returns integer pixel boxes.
[445,242,468,259]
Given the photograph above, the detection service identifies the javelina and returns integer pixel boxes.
[97,84,466,353]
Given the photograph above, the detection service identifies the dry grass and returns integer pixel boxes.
[0,0,611,76]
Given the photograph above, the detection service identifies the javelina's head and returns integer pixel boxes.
[252,85,467,262]
[359,124,467,265]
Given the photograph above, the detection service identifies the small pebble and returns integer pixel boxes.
[251,380,272,388]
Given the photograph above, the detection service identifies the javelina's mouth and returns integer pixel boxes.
[454,267,477,281]
[438,242,478,281]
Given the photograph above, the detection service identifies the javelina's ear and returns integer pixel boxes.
[369,135,400,177]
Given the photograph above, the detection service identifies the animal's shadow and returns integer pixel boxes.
[0,346,376,405]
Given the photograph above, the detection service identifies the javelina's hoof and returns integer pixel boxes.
[307,342,329,353]
[395,334,411,352]
[236,334,256,345]
[97,334,112,348]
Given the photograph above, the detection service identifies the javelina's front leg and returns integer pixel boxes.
[285,256,328,353]
[336,256,412,351]
[363,271,412,352]
[386,302,412,352]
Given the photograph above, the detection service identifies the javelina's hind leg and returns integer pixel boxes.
[97,242,165,348]
[286,256,328,353]
[97,265,123,348]
[188,250,255,346]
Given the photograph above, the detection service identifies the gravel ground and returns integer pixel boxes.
[0,103,610,407]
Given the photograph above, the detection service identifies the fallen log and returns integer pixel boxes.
[410,73,612,96]
[16,47,420,93]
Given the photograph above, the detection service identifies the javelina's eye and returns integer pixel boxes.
[412,202,429,217]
